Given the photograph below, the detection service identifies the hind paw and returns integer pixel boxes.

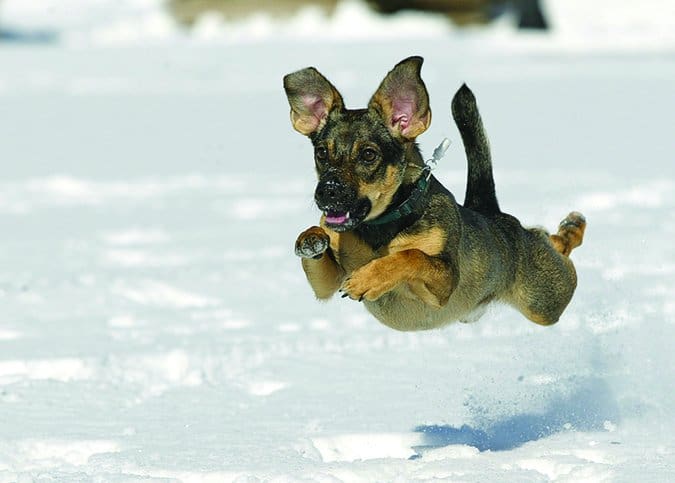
[559,211,586,230]
[551,212,586,256]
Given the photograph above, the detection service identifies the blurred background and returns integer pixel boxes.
[1,0,673,181]
[0,0,674,47]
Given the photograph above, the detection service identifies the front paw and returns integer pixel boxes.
[341,261,396,302]
[295,226,330,259]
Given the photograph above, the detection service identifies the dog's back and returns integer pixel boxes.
[450,85,585,326]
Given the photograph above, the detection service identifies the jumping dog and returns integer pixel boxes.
[284,56,585,331]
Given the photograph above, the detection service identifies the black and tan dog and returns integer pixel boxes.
[283,56,585,331]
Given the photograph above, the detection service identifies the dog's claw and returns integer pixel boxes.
[358,295,364,302]
[341,293,349,298]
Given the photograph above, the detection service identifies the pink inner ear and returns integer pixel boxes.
[302,94,328,124]
[391,97,415,131]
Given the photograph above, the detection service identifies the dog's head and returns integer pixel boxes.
[284,56,431,232]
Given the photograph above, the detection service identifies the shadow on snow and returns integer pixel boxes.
[0,29,57,43]
[413,377,619,455]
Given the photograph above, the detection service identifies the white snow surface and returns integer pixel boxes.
[1,1,675,481]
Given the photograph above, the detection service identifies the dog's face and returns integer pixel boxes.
[284,57,431,231]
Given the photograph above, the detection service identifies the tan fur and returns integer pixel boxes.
[296,226,344,299]
[342,249,453,308]
[296,225,450,307]
[323,225,376,274]
[522,308,557,326]
[387,227,446,256]
[550,212,586,257]
[361,165,403,221]
[369,91,431,139]
[504,223,581,326]
[285,68,344,136]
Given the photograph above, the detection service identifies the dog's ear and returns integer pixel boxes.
[283,67,344,136]
[368,56,431,140]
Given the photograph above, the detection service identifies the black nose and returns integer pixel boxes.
[316,180,340,201]
[315,179,355,209]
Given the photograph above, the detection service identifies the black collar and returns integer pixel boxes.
[363,165,432,227]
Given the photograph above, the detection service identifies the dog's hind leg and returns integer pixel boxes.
[549,211,586,256]
[507,221,583,326]
[512,212,586,325]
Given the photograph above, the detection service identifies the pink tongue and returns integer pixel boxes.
[326,212,348,224]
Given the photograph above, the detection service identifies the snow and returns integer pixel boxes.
[1,0,674,481]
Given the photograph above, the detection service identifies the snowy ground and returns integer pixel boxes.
[1,1,675,481]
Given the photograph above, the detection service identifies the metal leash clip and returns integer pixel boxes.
[421,137,451,182]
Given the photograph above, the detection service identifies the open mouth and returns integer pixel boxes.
[324,210,355,231]
[325,210,350,225]
[322,200,370,231]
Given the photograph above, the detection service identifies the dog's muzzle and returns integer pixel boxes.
[314,178,367,231]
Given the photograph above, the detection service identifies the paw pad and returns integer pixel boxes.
[295,229,329,259]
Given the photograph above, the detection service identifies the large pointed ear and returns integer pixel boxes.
[368,56,431,140]
[283,67,344,136]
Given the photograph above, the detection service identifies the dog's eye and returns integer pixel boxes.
[361,148,377,164]
[315,146,328,162]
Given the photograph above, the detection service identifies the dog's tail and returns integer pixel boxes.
[451,84,500,215]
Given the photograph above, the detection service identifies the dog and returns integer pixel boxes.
[283,56,585,331]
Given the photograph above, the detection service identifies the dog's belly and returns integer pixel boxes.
[364,285,477,331]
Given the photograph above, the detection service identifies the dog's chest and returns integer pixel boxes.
[326,229,380,274]
[326,225,446,274]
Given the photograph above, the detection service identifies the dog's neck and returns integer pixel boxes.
[402,143,426,182]
[355,143,431,250]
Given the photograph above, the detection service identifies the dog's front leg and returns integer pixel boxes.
[295,226,345,299]
[341,249,455,308]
